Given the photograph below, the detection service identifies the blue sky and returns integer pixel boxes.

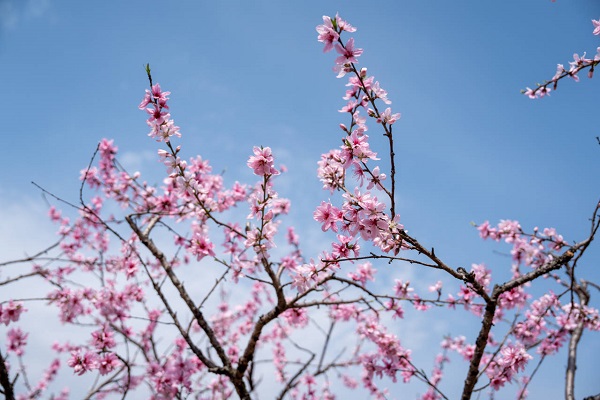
[2,0,600,398]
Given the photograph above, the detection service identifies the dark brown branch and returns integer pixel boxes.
[0,240,62,268]
[460,300,497,400]
[276,352,316,400]
[565,281,590,400]
[126,216,230,374]
[461,228,596,399]
[524,59,600,98]
[0,351,15,400]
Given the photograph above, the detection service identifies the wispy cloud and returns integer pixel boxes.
[0,0,51,30]
[119,149,157,173]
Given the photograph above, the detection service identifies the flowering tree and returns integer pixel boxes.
[1,13,599,400]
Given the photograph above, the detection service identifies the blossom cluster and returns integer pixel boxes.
[315,14,404,261]
[524,18,600,98]
[477,220,567,269]
[139,83,181,142]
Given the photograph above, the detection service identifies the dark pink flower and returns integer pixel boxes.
[67,350,99,375]
[98,353,120,375]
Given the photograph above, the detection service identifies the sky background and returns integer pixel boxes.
[1,0,600,398]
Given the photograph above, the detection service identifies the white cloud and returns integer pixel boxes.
[119,149,157,174]
[0,0,51,30]
[0,196,56,259]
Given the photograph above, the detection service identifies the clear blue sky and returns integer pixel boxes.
[1,0,599,398]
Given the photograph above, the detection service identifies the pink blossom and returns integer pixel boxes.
[342,131,378,166]
[188,230,216,261]
[7,328,28,356]
[412,295,430,311]
[150,83,170,108]
[428,281,443,293]
[498,343,532,375]
[331,303,359,321]
[393,280,413,298]
[291,262,321,293]
[347,73,373,92]
[247,146,279,176]
[335,37,363,65]
[316,16,339,53]
[371,81,391,104]
[91,326,116,349]
[314,201,343,232]
[366,166,386,190]
[331,234,360,258]
[282,307,309,328]
[348,262,376,285]
[287,226,299,246]
[317,149,345,192]
[376,107,401,124]
[0,301,26,325]
[593,18,600,35]
[146,104,169,126]
[98,352,120,375]
[334,13,356,33]
[67,350,99,375]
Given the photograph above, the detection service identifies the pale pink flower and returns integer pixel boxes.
[342,131,378,165]
[377,107,401,124]
[138,91,152,110]
[333,63,353,78]
[316,16,339,53]
[188,231,216,261]
[372,81,391,104]
[428,281,443,293]
[552,64,565,81]
[393,280,413,298]
[593,18,600,35]
[348,262,376,285]
[334,13,356,33]
[247,146,279,176]
[291,263,319,293]
[335,37,363,65]
[287,226,299,246]
[367,166,386,190]
[523,87,536,99]
[314,201,343,232]
[499,343,532,374]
